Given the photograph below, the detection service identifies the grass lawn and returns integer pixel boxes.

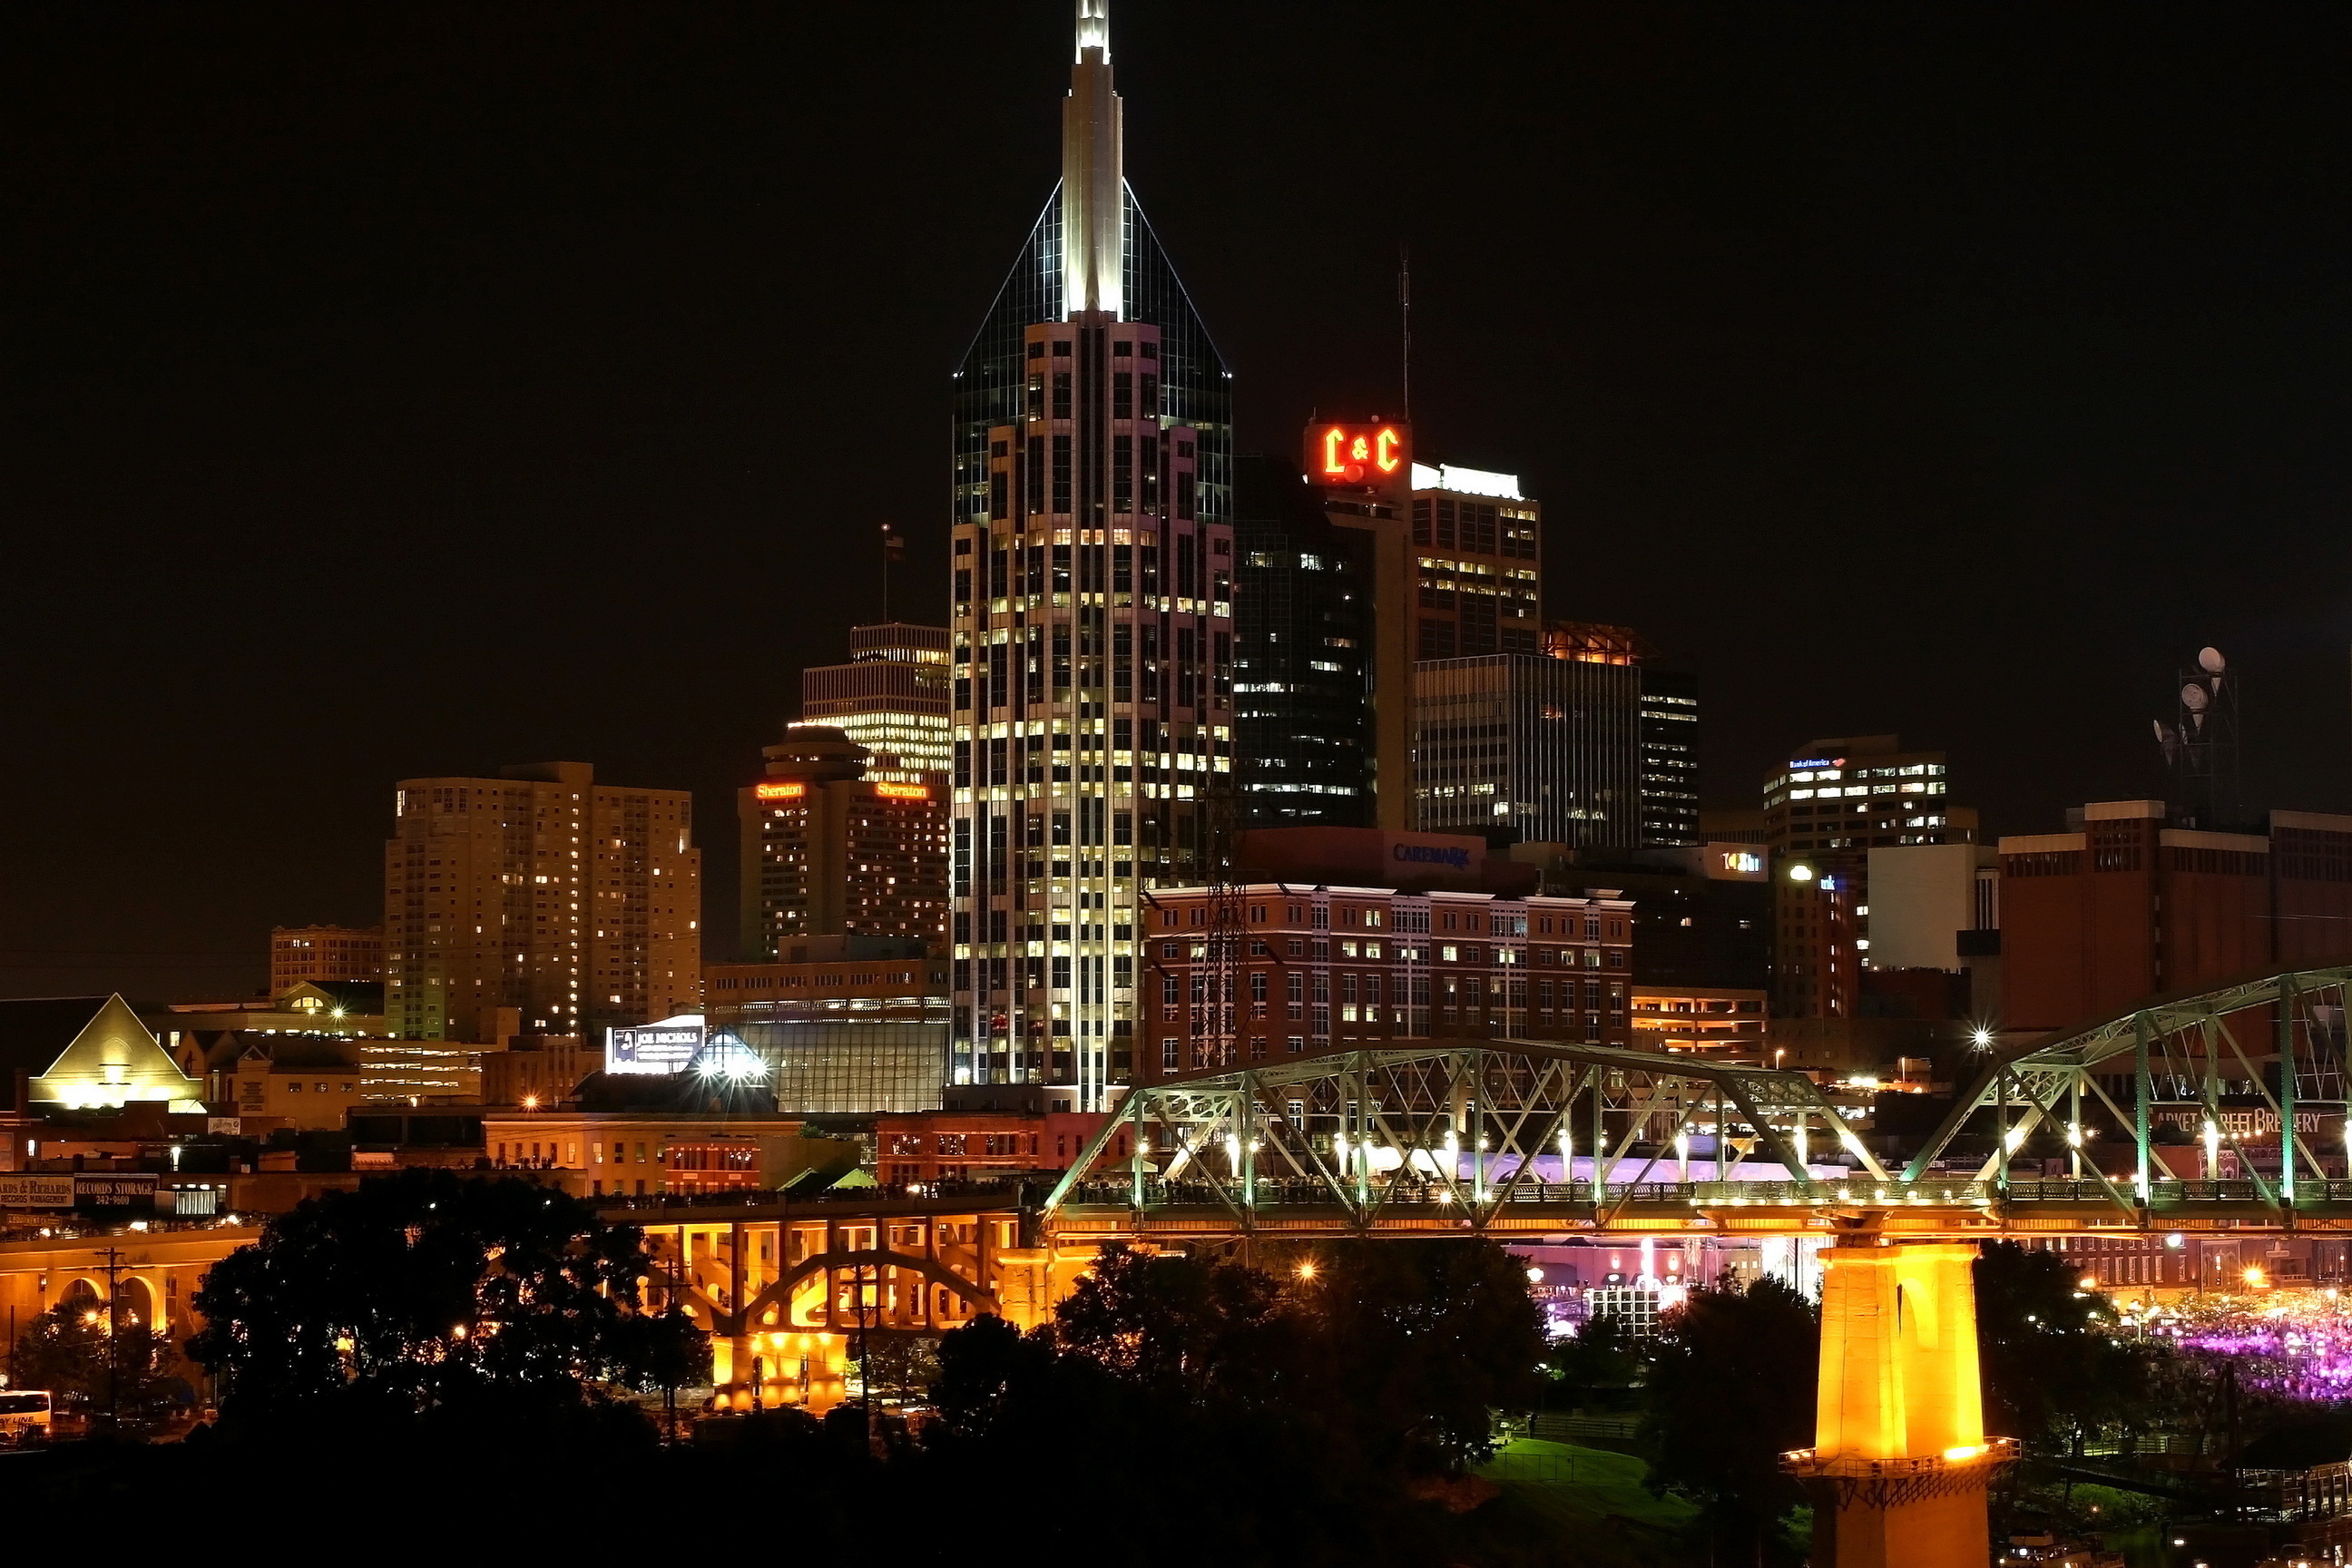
[1447,1439,1701,1567]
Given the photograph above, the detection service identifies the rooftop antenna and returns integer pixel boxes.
[1398,243,1412,421]
[879,520,904,620]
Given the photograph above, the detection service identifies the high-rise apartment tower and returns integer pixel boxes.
[386,762,701,1042]
[949,2,1233,1107]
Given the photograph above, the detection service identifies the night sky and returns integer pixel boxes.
[6,2,2348,1003]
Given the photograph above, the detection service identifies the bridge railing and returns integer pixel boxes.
[2003,1177,2352,1205]
[1049,1177,2005,1210]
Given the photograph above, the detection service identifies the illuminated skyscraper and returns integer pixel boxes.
[794,622,951,785]
[949,1,1234,1108]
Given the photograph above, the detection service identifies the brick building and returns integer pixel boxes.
[1138,884,1633,1082]
[270,926,384,990]
[874,1087,1124,1187]
[2000,801,2352,1032]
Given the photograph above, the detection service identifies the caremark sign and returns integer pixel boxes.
[1392,843,1473,871]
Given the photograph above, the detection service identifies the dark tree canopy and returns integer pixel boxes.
[1642,1277,1819,1565]
[1975,1240,2157,1451]
[188,1168,691,1421]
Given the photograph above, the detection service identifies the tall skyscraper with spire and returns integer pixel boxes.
[949,2,1233,1108]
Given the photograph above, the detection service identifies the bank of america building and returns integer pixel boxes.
[948,3,1233,1108]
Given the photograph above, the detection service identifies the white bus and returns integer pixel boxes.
[0,1390,53,1446]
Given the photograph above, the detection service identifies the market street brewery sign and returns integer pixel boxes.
[605,1014,706,1076]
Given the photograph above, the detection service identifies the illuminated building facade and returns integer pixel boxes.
[738,728,948,959]
[1408,462,1542,660]
[875,1097,1126,1185]
[0,995,205,1114]
[950,2,1234,1107]
[1762,735,1970,1020]
[385,761,701,1042]
[1233,453,1371,828]
[1628,985,1768,1060]
[1139,884,1632,1083]
[1413,653,1642,848]
[794,622,951,785]
[705,938,950,1113]
[269,924,384,990]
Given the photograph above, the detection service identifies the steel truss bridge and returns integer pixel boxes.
[1037,963,2352,1241]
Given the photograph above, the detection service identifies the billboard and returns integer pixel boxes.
[606,1014,706,1076]
[0,1175,74,1209]
[74,1173,157,1207]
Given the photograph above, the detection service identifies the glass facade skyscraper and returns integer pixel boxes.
[1412,654,1643,848]
[1233,454,1371,828]
[1639,666,1701,847]
[948,2,1234,1108]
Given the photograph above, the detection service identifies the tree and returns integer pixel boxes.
[1975,1240,2154,1453]
[1544,1308,1648,1412]
[12,1300,182,1434]
[614,1306,712,1431]
[1642,1277,1819,1564]
[188,1168,694,1422]
[1305,1239,1549,1474]
[1044,1241,1289,1402]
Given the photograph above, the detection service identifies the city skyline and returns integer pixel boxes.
[7,3,2350,1003]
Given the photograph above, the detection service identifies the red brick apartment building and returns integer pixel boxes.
[1138,884,1633,1083]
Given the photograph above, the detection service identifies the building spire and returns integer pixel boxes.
[1062,0,1123,318]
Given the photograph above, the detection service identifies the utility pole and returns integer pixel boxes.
[857,1259,877,1453]
[96,1246,125,1433]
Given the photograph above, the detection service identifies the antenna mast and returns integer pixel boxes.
[1398,243,1412,421]
[879,520,904,620]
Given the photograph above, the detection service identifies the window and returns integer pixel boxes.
[1161,1039,1178,1071]
[1287,1036,1305,1054]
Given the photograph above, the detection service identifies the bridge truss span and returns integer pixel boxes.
[1044,1040,1911,1237]
[1906,962,2352,1222]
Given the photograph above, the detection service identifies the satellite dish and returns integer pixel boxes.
[2198,647,2227,674]
[2181,683,2210,713]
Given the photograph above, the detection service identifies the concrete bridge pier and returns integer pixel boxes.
[1785,1234,2015,1568]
